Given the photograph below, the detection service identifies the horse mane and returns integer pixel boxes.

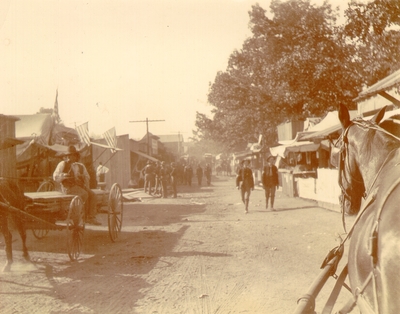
[353,118,400,158]
[380,117,400,138]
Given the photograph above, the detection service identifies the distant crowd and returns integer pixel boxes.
[141,160,212,198]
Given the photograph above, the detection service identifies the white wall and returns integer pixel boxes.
[297,168,341,211]
[357,86,398,115]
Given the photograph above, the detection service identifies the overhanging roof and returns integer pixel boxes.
[300,108,400,141]
[300,110,358,141]
[354,69,400,101]
[300,124,343,141]
[0,137,24,150]
[270,141,320,158]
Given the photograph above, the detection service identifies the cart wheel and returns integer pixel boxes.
[37,181,55,192]
[66,196,85,261]
[32,228,50,239]
[108,183,123,242]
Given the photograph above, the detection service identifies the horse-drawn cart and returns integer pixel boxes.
[294,105,400,314]
[22,182,123,261]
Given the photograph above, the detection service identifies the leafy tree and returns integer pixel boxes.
[343,0,400,85]
[194,0,400,152]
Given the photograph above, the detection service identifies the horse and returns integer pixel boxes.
[0,178,30,272]
[335,103,400,313]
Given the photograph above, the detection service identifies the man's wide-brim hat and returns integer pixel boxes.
[64,145,80,156]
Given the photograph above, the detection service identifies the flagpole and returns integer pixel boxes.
[101,151,116,167]
[92,148,108,164]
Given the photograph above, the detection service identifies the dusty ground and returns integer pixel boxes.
[1,175,356,314]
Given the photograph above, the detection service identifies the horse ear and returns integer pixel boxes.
[371,106,386,124]
[338,104,351,129]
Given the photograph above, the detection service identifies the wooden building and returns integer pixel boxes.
[91,134,131,190]
[0,114,22,178]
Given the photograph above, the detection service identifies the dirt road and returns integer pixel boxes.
[1,176,355,313]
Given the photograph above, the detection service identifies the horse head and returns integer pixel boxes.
[336,104,387,215]
[336,105,400,314]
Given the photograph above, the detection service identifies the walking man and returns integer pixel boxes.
[160,161,168,198]
[204,164,212,186]
[236,159,254,214]
[262,156,279,210]
[185,163,193,186]
[170,162,178,198]
[196,164,203,186]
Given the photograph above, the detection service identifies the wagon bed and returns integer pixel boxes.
[23,183,123,261]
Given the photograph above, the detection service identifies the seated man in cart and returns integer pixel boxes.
[53,145,101,225]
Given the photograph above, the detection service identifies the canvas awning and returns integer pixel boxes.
[301,108,400,141]
[16,114,53,145]
[354,69,400,102]
[300,110,358,141]
[15,114,80,146]
[132,150,158,162]
[16,141,89,167]
[270,141,320,158]
[300,124,343,141]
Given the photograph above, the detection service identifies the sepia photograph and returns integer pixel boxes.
[1,0,399,313]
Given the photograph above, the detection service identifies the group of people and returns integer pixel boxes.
[53,144,276,224]
[141,160,213,198]
[184,163,212,187]
[235,156,279,213]
[141,160,174,198]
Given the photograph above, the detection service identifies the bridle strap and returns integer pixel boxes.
[338,119,400,229]
[330,119,400,314]
[352,120,400,142]
[337,123,365,232]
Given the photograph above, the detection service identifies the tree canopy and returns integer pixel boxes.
[193,0,400,152]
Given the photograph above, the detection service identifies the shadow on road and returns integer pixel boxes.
[3,201,219,313]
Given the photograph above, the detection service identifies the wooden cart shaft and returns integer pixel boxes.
[0,201,64,231]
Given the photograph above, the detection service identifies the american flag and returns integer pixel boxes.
[52,89,61,123]
[76,122,91,145]
[103,127,117,152]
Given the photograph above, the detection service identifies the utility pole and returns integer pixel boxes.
[130,118,165,156]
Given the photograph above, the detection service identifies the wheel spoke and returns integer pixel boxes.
[67,196,84,261]
[108,183,123,242]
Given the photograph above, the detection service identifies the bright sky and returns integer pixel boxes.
[0,0,348,141]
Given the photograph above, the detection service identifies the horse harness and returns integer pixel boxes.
[335,120,400,229]
[324,120,400,314]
